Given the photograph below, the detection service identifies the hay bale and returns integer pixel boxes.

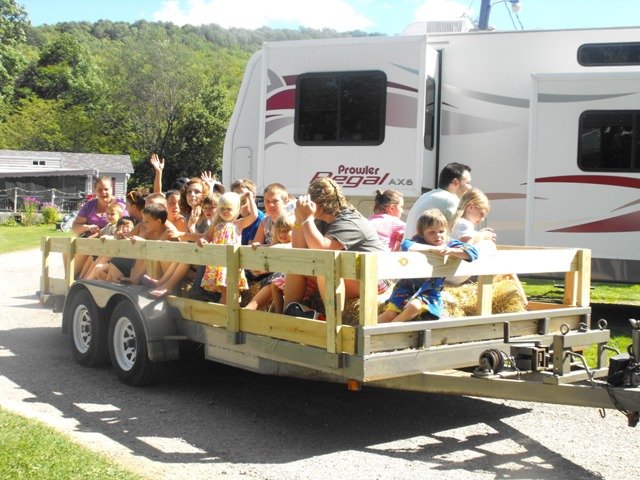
[444,276,527,316]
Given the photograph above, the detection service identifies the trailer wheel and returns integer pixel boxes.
[108,300,159,386]
[69,290,109,367]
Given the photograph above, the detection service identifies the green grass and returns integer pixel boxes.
[0,408,142,480]
[521,277,640,306]
[0,225,70,254]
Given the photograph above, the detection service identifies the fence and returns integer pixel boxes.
[0,187,87,213]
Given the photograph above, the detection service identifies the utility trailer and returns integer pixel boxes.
[40,237,640,426]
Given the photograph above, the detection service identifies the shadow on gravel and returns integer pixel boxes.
[0,322,609,479]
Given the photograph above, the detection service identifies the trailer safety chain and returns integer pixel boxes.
[604,383,640,427]
[564,351,596,387]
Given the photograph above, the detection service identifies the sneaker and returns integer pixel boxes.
[283,302,325,320]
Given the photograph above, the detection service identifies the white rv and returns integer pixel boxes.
[222,27,640,282]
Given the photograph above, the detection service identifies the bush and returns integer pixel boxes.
[21,197,40,226]
[41,202,60,225]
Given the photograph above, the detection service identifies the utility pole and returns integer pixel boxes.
[478,0,521,31]
[478,0,492,30]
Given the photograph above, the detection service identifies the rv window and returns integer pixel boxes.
[424,76,435,150]
[295,71,386,146]
[578,111,639,171]
[578,42,640,66]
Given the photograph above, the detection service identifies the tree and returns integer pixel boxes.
[109,28,214,173]
[139,82,232,187]
[0,0,29,107]
[19,33,102,106]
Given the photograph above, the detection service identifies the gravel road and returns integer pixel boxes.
[1,248,639,480]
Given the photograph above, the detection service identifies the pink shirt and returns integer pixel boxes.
[368,213,406,251]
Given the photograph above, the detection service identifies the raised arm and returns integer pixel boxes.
[150,153,165,194]
[236,190,258,232]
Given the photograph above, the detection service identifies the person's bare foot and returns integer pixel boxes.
[140,274,159,288]
[148,287,169,298]
[119,277,133,284]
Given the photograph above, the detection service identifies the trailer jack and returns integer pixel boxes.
[605,319,640,426]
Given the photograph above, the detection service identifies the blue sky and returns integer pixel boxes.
[17,0,640,34]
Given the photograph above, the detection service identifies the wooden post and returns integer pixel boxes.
[41,236,50,296]
[358,253,379,326]
[323,252,341,354]
[225,244,241,335]
[575,249,591,307]
[476,275,495,315]
[66,237,76,289]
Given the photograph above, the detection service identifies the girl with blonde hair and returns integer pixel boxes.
[199,190,258,304]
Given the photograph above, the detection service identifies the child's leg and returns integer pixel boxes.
[283,274,307,308]
[245,284,273,310]
[79,257,95,279]
[127,259,147,284]
[73,253,90,278]
[105,263,125,283]
[271,283,284,313]
[148,263,192,298]
[392,299,422,322]
[377,309,398,323]
[218,286,227,305]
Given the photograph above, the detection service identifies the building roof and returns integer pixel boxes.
[0,150,134,178]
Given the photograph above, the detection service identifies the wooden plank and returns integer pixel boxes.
[48,237,75,254]
[476,275,494,315]
[376,248,581,280]
[169,298,357,354]
[241,309,327,349]
[241,246,338,276]
[322,252,340,354]
[563,271,578,306]
[576,249,591,307]
[527,301,567,311]
[66,238,76,289]
[41,237,50,295]
[167,296,227,326]
[225,244,241,333]
[48,277,70,296]
[358,253,380,327]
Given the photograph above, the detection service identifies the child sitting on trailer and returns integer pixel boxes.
[378,209,478,323]
[367,188,406,251]
[198,190,258,305]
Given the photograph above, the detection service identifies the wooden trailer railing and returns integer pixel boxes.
[41,237,591,360]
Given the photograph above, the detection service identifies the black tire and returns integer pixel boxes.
[108,300,159,386]
[68,289,109,367]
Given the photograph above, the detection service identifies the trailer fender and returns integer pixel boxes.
[62,280,183,362]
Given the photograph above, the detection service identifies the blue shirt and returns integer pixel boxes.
[241,210,265,245]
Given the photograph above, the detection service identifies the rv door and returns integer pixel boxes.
[421,44,439,192]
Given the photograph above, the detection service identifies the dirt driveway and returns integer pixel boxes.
[1,248,638,480]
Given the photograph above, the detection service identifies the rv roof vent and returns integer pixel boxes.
[402,19,474,35]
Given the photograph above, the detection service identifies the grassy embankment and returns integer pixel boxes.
[0,408,142,480]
